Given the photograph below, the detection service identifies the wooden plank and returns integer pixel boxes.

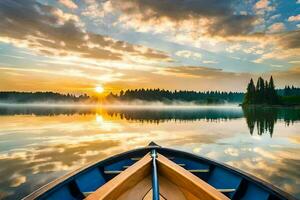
[158,175,187,200]
[143,189,167,200]
[180,187,203,200]
[156,153,230,200]
[117,175,152,200]
[85,154,152,200]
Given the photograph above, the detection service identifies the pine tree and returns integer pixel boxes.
[244,78,256,104]
[255,77,265,104]
[269,76,278,104]
[265,80,269,103]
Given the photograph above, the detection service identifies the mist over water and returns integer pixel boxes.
[0,104,299,199]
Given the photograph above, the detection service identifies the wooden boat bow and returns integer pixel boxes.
[85,151,229,200]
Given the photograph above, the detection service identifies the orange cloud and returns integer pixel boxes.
[58,0,78,9]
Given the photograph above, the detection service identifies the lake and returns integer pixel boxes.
[0,105,299,199]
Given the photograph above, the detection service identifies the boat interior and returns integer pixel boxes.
[24,145,295,200]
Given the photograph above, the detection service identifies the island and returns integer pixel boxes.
[242,76,300,107]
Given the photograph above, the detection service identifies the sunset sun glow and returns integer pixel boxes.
[95,86,104,94]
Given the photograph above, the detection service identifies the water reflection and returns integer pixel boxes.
[242,107,300,136]
[106,107,243,123]
[0,105,299,136]
[0,105,299,199]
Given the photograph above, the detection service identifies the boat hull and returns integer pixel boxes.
[23,145,297,200]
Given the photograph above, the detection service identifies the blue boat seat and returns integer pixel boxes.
[104,159,135,173]
[75,168,105,193]
[45,186,76,200]
[207,167,242,198]
[241,183,269,200]
[172,157,210,171]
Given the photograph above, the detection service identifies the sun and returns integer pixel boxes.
[95,86,104,93]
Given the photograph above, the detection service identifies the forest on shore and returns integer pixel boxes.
[0,80,299,105]
[0,92,89,103]
[106,89,244,104]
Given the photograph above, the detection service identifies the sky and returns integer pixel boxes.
[0,0,299,95]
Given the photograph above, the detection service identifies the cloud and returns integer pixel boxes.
[289,61,300,64]
[91,0,257,38]
[267,23,286,33]
[58,0,78,9]
[160,66,243,79]
[81,0,298,66]
[0,0,171,63]
[175,50,202,60]
[271,66,300,85]
[254,0,269,9]
[288,14,300,22]
[277,30,300,49]
[226,44,241,53]
[270,14,281,20]
[203,60,218,64]
[253,0,275,14]
[254,30,300,62]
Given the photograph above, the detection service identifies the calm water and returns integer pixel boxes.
[0,105,299,199]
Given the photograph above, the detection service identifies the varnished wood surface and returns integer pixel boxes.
[143,189,166,200]
[156,153,230,200]
[117,175,152,200]
[85,154,151,200]
[86,153,229,200]
[158,175,187,200]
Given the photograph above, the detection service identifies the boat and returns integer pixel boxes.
[23,142,296,200]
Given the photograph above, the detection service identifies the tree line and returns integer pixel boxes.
[0,92,89,103]
[1,82,299,104]
[282,86,300,96]
[106,89,244,104]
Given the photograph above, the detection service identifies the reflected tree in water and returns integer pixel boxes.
[242,107,300,136]
[242,107,277,136]
[106,108,243,124]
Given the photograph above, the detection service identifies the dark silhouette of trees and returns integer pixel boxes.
[243,76,279,105]
[0,90,245,104]
[244,78,255,104]
[106,108,243,124]
[242,107,300,136]
[242,107,278,137]
[106,89,244,104]
[283,85,300,96]
[0,92,90,103]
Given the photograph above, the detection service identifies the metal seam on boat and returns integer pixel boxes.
[188,169,210,172]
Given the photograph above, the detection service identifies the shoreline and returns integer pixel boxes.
[0,102,241,109]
